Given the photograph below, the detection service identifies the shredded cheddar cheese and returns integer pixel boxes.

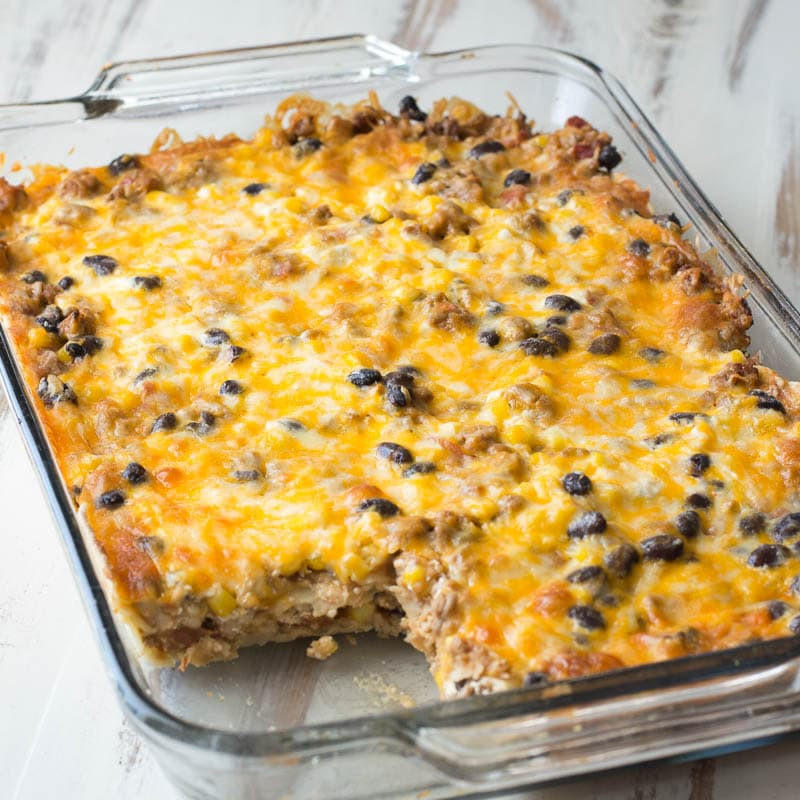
[1,95,799,695]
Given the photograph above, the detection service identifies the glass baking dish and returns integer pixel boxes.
[3,34,800,800]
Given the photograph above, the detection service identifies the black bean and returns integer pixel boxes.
[566,565,605,583]
[220,379,244,395]
[64,341,86,360]
[35,304,64,334]
[403,461,436,477]
[203,328,230,345]
[542,326,570,352]
[399,95,427,122]
[134,367,158,384]
[186,411,216,435]
[151,412,177,433]
[631,379,655,389]
[653,212,681,229]
[687,493,712,509]
[669,412,704,424]
[57,276,74,290]
[675,510,701,538]
[132,275,162,290]
[641,534,684,561]
[412,162,437,184]
[739,512,766,536]
[544,294,581,312]
[604,543,640,577]
[357,498,400,518]
[568,225,585,240]
[522,273,549,287]
[688,453,711,477]
[639,347,665,362]
[376,442,413,464]
[598,144,622,171]
[279,418,305,432]
[627,238,651,257]
[588,333,621,355]
[767,600,789,620]
[226,345,246,363]
[108,154,139,175]
[293,138,323,157]
[523,671,548,687]
[562,472,592,496]
[748,389,786,414]
[83,254,118,275]
[97,489,125,509]
[791,576,800,597]
[436,157,451,168]
[37,375,77,407]
[21,270,47,284]
[468,140,505,158]
[568,604,605,630]
[348,368,383,387]
[386,383,411,407]
[233,469,261,482]
[504,169,531,187]
[243,182,269,195]
[122,462,147,485]
[487,301,505,315]
[645,433,672,448]
[567,511,607,538]
[385,370,415,388]
[395,365,421,377]
[474,328,500,348]
[81,335,102,355]
[556,189,575,206]
[519,336,557,357]
[790,615,800,635]
[772,512,800,541]
[748,543,789,568]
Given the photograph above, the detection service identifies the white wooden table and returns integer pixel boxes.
[2,1,799,797]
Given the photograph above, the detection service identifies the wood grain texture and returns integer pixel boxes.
[1,1,799,798]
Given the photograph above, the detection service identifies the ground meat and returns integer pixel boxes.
[710,358,761,391]
[425,201,475,239]
[154,153,218,190]
[497,316,533,342]
[384,515,433,551]
[455,424,500,455]
[0,241,9,271]
[0,177,26,215]
[502,383,556,424]
[425,98,491,140]
[422,291,474,330]
[107,168,162,201]
[10,281,60,315]
[429,511,482,549]
[53,203,95,227]
[58,306,96,338]
[427,168,485,204]
[776,438,800,488]
[58,169,101,199]
[544,650,625,680]
[306,635,338,660]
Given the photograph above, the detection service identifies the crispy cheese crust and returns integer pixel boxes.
[1,94,800,695]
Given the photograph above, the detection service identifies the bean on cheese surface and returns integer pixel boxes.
[1,94,799,696]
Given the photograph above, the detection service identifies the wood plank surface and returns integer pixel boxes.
[1,1,798,798]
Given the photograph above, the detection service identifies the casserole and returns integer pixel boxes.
[2,35,800,799]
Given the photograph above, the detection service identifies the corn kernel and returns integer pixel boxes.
[402,564,425,586]
[285,196,305,214]
[368,204,391,224]
[28,327,56,349]
[451,234,479,252]
[535,134,549,147]
[729,349,746,364]
[207,588,237,617]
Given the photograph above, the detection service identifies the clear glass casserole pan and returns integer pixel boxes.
[2,34,800,800]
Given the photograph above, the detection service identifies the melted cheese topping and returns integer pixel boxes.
[1,96,800,690]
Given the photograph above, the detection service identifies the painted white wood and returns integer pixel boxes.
[1,1,798,797]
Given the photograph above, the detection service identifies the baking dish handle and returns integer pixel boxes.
[86,35,414,116]
[408,653,800,786]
